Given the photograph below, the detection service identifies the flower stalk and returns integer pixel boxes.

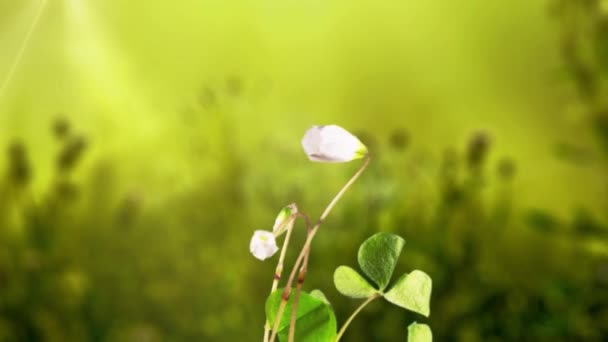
[287,252,309,342]
[268,155,370,342]
[286,213,313,341]
[262,208,309,342]
[263,220,295,342]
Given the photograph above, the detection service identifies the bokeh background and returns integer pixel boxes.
[1,0,608,341]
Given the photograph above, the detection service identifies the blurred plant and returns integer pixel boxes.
[466,131,491,171]
[388,128,410,151]
[251,125,433,342]
[0,118,91,341]
[1,117,606,341]
[52,116,71,140]
[6,141,32,187]
[552,0,608,153]
[0,110,255,341]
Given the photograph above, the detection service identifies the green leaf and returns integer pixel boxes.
[266,289,337,342]
[408,322,432,342]
[357,232,405,290]
[333,266,377,298]
[309,289,330,304]
[384,270,432,317]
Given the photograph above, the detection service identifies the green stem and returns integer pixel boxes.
[264,211,310,342]
[335,294,380,342]
[287,213,312,342]
[319,155,370,222]
[269,155,370,342]
[263,219,295,342]
[287,253,308,342]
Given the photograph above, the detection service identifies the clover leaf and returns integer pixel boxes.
[408,322,432,342]
[333,266,377,298]
[385,270,432,317]
[357,232,405,291]
[333,233,432,317]
[266,289,337,342]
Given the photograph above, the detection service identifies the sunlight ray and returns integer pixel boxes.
[0,0,48,104]
[65,0,155,125]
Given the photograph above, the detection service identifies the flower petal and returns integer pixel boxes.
[301,125,367,163]
[250,230,279,261]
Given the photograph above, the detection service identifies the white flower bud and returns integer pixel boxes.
[249,230,279,261]
[301,125,367,163]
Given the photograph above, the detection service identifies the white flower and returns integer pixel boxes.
[273,203,298,234]
[250,230,279,260]
[301,125,367,163]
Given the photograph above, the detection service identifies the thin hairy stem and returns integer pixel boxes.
[286,212,312,341]
[287,250,309,342]
[269,155,370,342]
[263,212,311,342]
[335,293,380,341]
[319,156,370,222]
[263,220,294,342]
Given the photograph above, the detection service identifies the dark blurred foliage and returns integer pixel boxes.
[0,110,256,341]
[309,128,605,341]
[1,112,607,341]
[552,0,608,154]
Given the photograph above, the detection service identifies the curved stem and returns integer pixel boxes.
[335,294,380,342]
[287,214,312,342]
[295,212,312,231]
[319,155,370,222]
[263,219,294,342]
[264,212,311,342]
[272,221,295,292]
[269,155,370,342]
[287,252,308,342]
[287,230,313,342]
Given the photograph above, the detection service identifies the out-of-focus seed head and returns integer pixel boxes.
[7,140,31,186]
[54,180,79,200]
[58,136,88,172]
[497,158,516,181]
[467,131,491,168]
[388,128,410,151]
[8,141,25,160]
[53,116,71,139]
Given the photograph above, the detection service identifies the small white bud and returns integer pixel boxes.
[301,125,367,163]
[249,230,279,261]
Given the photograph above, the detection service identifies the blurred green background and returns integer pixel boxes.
[1,0,608,341]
